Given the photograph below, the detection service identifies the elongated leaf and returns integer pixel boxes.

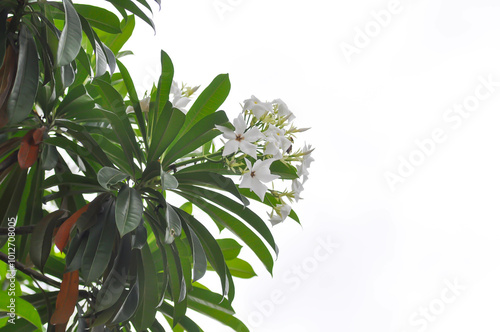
[7,26,38,125]
[217,239,242,261]
[163,111,228,166]
[109,275,139,324]
[115,185,143,236]
[178,191,274,274]
[224,258,257,279]
[177,74,230,139]
[105,0,155,31]
[0,292,43,330]
[95,233,131,311]
[165,243,188,326]
[185,225,207,283]
[57,0,83,66]
[81,200,117,284]
[57,85,95,116]
[164,203,181,244]
[239,187,300,223]
[159,302,203,332]
[179,185,278,254]
[132,244,158,331]
[148,102,185,163]
[73,4,121,34]
[156,51,174,115]
[30,210,67,272]
[97,167,128,190]
[103,16,135,54]
[50,270,80,325]
[176,208,229,298]
[175,171,247,205]
[54,204,89,251]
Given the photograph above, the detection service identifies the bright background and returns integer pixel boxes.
[119,0,500,331]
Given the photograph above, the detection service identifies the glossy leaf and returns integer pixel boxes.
[148,102,185,163]
[97,167,128,190]
[57,0,83,67]
[30,210,67,272]
[0,291,43,330]
[115,185,143,237]
[7,26,39,125]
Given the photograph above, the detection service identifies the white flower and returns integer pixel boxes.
[215,115,264,159]
[297,143,314,183]
[243,95,273,119]
[272,98,295,121]
[126,96,150,114]
[264,125,292,158]
[269,204,292,226]
[140,96,150,113]
[292,179,304,202]
[171,81,191,113]
[240,158,279,201]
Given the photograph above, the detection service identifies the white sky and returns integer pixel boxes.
[117,0,500,331]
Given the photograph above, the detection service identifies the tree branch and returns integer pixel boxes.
[0,225,35,235]
[0,251,60,288]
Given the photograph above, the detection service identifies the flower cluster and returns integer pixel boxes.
[216,96,314,226]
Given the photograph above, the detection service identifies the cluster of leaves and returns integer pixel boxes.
[0,0,304,331]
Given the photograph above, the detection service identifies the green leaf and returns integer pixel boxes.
[164,203,182,244]
[217,239,242,261]
[163,111,229,166]
[238,187,301,223]
[115,185,143,237]
[0,292,43,330]
[73,4,121,34]
[161,169,178,190]
[165,243,187,326]
[7,25,39,125]
[174,171,248,205]
[159,302,203,332]
[155,51,174,116]
[97,167,128,190]
[148,102,185,163]
[185,225,207,282]
[179,185,278,254]
[93,79,144,169]
[29,210,67,272]
[177,192,274,274]
[109,275,139,324]
[132,243,158,331]
[178,74,231,139]
[225,258,257,279]
[81,200,117,284]
[95,233,131,311]
[176,209,230,298]
[270,160,299,179]
[57,0,83,67]
[103,15,135,54]
[57,84,95,117]
[187,286,235,315]
[105,0,155,31]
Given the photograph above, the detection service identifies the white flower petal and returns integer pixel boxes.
[239,141,258,159]
[250,178,268,201]
[233,114,247,134]
[240,173,253,189]
[244,158,253,171]
[222,140,239,156]
[243,127,264,142]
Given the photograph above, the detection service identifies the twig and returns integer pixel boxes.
[0,251,60,288]
[0,225,35,235]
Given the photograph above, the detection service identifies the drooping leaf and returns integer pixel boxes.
[50,270,80,326]
[97,167,128,190]
[0,291,43,331]
[148,101,185,163]
[7,25,39,125]
[73,4,121,34]
[57,0,83,67]
[54,203,89,251]
[132,243,158,331]
[115,185,143,237]
[30,210,67,272]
